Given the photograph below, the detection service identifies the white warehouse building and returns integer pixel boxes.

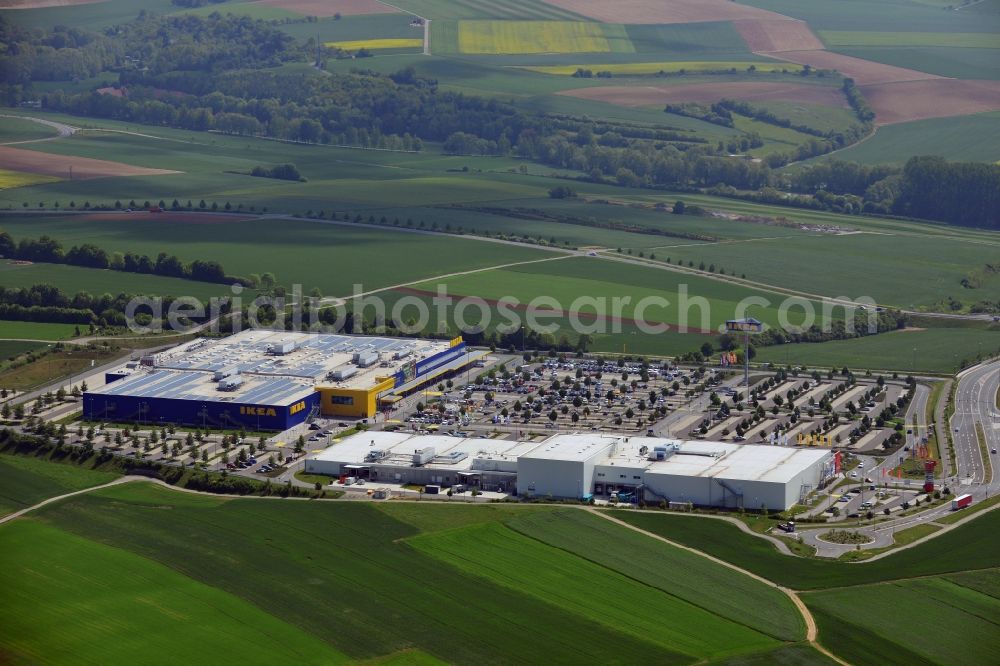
[307,432,837,509]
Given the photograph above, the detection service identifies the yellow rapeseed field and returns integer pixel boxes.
[0,169,61,190]
[456,20,632,55]
[325,38,423,51]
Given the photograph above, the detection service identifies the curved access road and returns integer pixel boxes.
[0,114,77,144]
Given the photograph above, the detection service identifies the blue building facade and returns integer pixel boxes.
[82,390,319,431]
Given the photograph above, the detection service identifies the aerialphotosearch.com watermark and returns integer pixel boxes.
[125,282,881,339]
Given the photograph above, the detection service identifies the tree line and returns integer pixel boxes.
[0,281,225,327]
[0,230,253,285]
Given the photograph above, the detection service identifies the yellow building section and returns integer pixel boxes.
[317,377,395,418]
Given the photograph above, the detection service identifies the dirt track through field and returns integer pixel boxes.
[588,509,848,665]
[0,145,178,180]
[252,0,398,16]
[560,82,849,108]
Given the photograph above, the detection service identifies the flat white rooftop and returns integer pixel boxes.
[312,431,532,472]
[311,432,830,482]
[518,433,620,463]
[640,438,831,484]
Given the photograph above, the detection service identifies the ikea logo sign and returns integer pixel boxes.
[240,406,277,417]
[289,400,306,415]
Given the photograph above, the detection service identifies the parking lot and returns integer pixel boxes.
[398,357,728,438]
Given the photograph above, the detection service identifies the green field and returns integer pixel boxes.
[835,45,1000,79]
[506,510,805,641]
[0,0,177,31]
[0,519,349,665]
[756,326,1000,373]
[411,521,780,660]
[740,0,997,32]
[733,116,820,158]
[388,0,589,20]
[747,101,857,135]
[0,480,812,664]
[804,569,1000,665]
[0,340,46,361]
[649,224,1000,310]
[279,13,423,43]
[414,255,817,330]
[175,1,300,19]
[820,30,1000,48]
[613,508,1000,590]
[0,213,551,297]
[414,196,810,248]
[0,260,231,301]
[625,22,757,58]
[0,320,81,341]
[821,111,1000,164]
[0,116,58,144]
[0,453,119,518]
[0,128,555,212]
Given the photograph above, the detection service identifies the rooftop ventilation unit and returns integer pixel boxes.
[267,340,296,355]
[213,365,238,381]
[354,351,379,368]
[648,443,679,461]
[328,367,357,381]
[412,447,436,465]
[217,376,244,391]
[431,451,469,465]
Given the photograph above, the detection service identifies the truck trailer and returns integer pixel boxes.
[951,493,972,511]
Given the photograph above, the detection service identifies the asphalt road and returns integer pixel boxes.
[951,360,999,490]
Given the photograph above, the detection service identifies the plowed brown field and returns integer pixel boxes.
[734,19,823,53]
[766,50,940,85]
[0,146,179,180]
[859,79,1000,125]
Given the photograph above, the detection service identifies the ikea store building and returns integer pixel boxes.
[83,330,479,431]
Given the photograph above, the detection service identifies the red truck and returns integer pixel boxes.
[951,494,972,511]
